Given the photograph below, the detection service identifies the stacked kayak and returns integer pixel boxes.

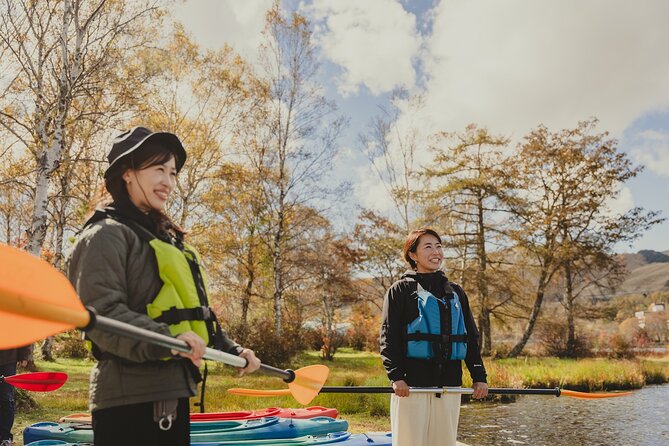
[24,416,348,444]
[25,432,393,445]
[191,416,347,442]
[58,406,339,424]
[192,407,339,422]
[26,405,393,446]
[192,432,393,445]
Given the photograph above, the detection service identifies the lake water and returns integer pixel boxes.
[457,385,668,446]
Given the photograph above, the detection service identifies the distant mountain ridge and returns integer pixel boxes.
[638,250,669,264]
[615,249,669,296]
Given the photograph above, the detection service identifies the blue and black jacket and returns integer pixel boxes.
[380,270,487,387]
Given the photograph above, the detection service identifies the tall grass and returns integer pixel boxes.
[640,357,669,384]
[476,357,648,391]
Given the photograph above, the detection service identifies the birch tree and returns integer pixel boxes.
[248,2,346,334]
[0,0,163,256]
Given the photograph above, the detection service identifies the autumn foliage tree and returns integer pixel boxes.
[425,125,514,355]
[505,119,661,357]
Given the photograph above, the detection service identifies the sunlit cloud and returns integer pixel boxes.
[305,0,422,96]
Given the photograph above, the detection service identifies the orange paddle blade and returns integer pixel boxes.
[59,413,92,424]
[228,365,329,404]
[227,388,291,397]
[0,244,89,348]
[288,364,329,405]
[560,389,633,399]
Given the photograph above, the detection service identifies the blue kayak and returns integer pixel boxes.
[24,431,392,446]
[23,441,91,446]
[24,442,89,446]
[24,417,348,444]
[192,431,392,445]
[24,423,93,444]
[190,416,348,442]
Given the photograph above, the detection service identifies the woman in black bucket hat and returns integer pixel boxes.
[67,126,261,446]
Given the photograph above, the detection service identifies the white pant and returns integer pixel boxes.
[390,392,461,446]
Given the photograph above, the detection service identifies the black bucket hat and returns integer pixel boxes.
[104,126,186,178]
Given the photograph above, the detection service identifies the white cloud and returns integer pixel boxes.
[604,186,635,217]
[353,165,398,213]
[412,0,669,141]
[171,1,273,63]
[305,0,422,96]
[631,129,669,177]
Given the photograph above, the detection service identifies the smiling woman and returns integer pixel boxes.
[380,228,488,446]
[65,126,261,446]
[123,154,177,212]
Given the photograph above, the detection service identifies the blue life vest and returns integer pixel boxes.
[406,283,468,361]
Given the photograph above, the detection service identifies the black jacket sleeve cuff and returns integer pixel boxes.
[388,370,406,382]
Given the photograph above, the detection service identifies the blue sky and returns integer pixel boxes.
[173,0,669,253]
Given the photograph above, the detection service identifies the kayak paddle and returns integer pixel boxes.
[1,372,68,392]
[0,244,328,405]
[228,386,633,400]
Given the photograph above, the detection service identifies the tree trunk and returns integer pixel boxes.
[475,192,491,355]
[240,228,256,330]
[507,269,548,357]
[241,272,253,326]
[27,156,54,256]
[41,336,55,361]
[272,205,284,335]
[238,245,255,344]
[53,175,69,271]
[564,259,576,356]
[479,308,492,355]
[321,294,336,361]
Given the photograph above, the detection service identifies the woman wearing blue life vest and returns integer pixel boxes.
[67,127,261,446]
[380,228,488,446]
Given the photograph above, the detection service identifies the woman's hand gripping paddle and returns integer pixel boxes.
[0,244,328,403]
[1,372,68,392]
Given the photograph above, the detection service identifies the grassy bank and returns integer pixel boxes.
[472,356,669,391]
[12,349,669,445]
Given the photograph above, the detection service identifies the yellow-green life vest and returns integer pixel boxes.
[95,212,218,347]
[145,236,212,344]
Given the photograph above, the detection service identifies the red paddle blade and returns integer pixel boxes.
[4,372,68,391]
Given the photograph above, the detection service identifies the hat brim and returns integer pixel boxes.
[104,132,186,178]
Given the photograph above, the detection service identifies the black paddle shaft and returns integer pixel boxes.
[317,386,561,396]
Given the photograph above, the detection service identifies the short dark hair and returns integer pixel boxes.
[402,228,442,270]
[105,142,176,203]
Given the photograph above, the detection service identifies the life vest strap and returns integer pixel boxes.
[153,306,216,325]
[407,333,468,343]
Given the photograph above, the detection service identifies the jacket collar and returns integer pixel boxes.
[401,269,449,281]
[84,199,157,238]
[402,269,455,297]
